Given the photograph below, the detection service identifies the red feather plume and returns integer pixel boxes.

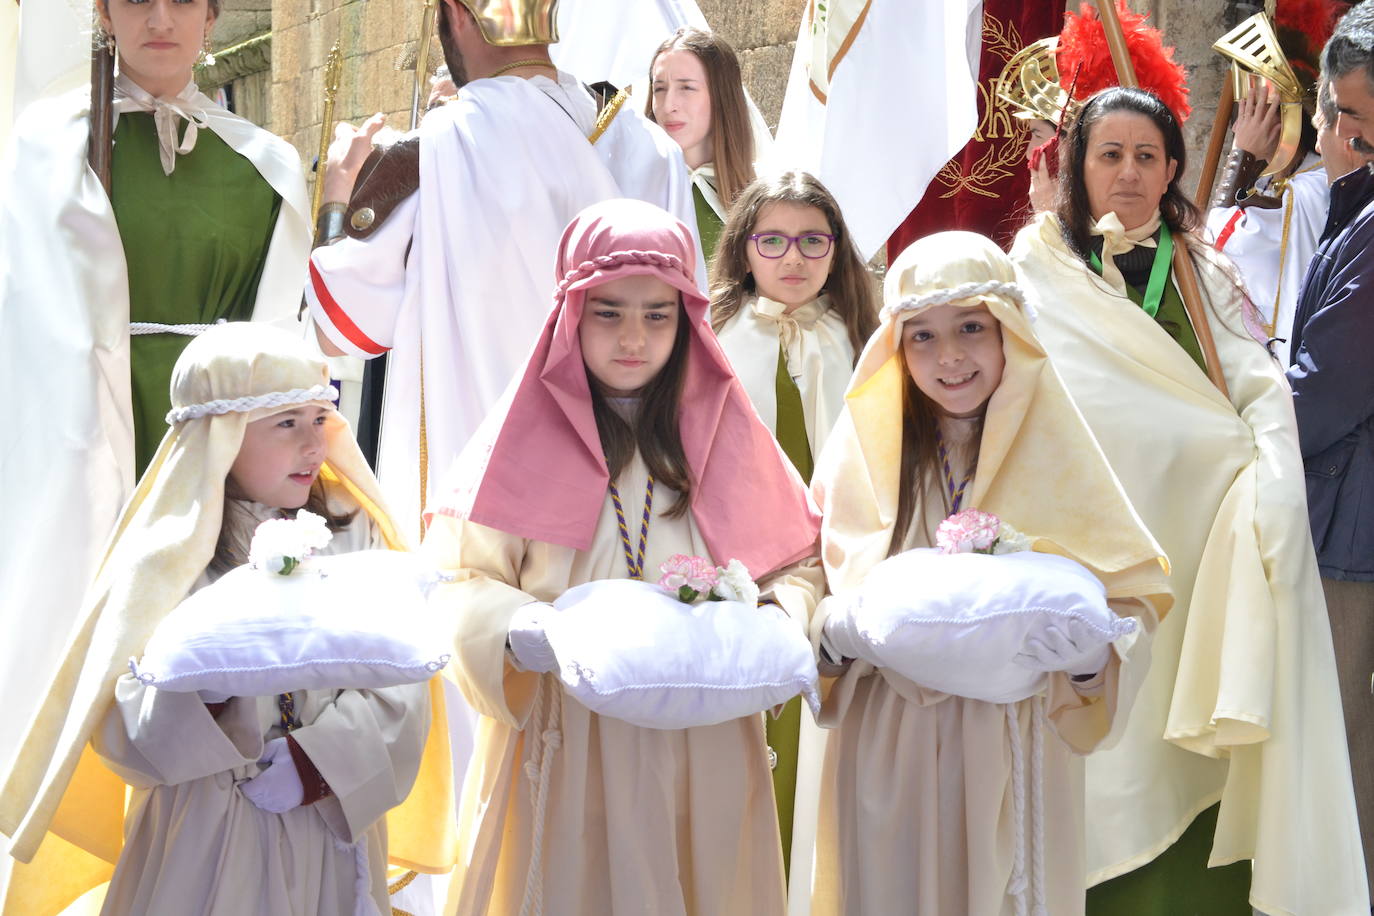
[1056,1,1192,122]
[1276,0,1348,53]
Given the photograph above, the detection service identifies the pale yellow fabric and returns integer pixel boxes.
[1088,210,1160,293]
[1011,212,1368,916]
[715,294,855,461]
[807,231,1171,916]
[91,503,429,915]
[0,324,457,915]
[690,162,726,222]
[425,453,823,915]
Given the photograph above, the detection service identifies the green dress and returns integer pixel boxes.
[1086,244,1251,915]
[693,184,724,270]
[767,348,813,872]
[111,111,281,474]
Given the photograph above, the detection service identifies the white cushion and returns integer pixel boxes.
[847,548,1135,703]
[545,578,819,730]
[131,551,451,696]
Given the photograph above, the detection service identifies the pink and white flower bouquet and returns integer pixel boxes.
[658,555,760,606]
[935,509,1032,556]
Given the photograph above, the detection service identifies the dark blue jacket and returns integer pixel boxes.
[1288,163,1374,580]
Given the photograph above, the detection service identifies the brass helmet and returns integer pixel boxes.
[456,0,559,46]
[1213,12,1306,177]
[995,38,1078,127]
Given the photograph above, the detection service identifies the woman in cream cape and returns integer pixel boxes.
[0,325,456,915]
[424,199,822,915]
[808,231,1171,916]
[1010,86,1367,915]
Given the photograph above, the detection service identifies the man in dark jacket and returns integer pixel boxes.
[1288,0,1374,889]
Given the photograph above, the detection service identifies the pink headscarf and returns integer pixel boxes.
[431,198,819,577]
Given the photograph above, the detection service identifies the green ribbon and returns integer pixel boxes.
[1090,221,1173,318]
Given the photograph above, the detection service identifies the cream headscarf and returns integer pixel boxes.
[814,231,1171,613]
[0,324,457,889]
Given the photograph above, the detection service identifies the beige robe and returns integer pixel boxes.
[1011,214,1367,915]
[809,474,1149,916]
[90,505,431,916]
[425,456,822,915]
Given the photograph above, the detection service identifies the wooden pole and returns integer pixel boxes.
[1193,77,1236,210]
[1094,0,1232,400]
[89,37,116,195]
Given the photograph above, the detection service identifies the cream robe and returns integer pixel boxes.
[809,475,1148,916]
[0,85,310,806]
[425,456,822,915]
[1011,213,1368,916]
[715,295,854,462]
[89,504,430,916]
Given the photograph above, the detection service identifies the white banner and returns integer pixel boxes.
[773,0,984,260]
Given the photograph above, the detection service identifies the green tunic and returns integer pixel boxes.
[111,112,281,474]
[767,347,813,872]
[693,184,724,270]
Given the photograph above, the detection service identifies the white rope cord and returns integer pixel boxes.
[882,280,1033,321]
[519,677,564,916]
[329,834,383,916]
[1006,702,1028,916]
[165,384,339,425]
[1029,694,1047,916]
[130,320,221,336]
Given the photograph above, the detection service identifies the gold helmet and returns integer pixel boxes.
[1213,12,1305,177]
[995,38,1078,127]
[456,0,559,46]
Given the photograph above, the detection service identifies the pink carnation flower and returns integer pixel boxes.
[658,554,719,596]
[935,509,1002,555]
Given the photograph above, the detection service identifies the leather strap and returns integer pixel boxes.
[344,137,421,240]
[1211,147,1279,210]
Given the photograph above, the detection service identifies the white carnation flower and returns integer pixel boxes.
[248,510,334,576]
[991,521,1033,555]
[712,558,760,606]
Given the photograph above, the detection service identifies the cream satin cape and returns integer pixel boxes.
[0,325,457,915]
[1011,212,1368,916]
[0,83,311,847]
[797,231,1171,914]
[715,294,854,463]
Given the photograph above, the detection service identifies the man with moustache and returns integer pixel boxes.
[1287,0,1374,893]
[306,0,696,539]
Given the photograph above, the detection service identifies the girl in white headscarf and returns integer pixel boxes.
[0,324,454,916]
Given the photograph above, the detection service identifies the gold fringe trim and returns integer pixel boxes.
[588,87,630,145]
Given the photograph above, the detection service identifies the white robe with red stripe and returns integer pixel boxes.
[1205,153,1328,366]
[306,71,696,539]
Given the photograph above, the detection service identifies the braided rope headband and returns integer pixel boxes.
[556,249,689,298]
[882,280,1035,322]
[165,384,339,425]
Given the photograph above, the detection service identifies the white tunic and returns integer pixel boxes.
[1205,154,1328,365]
[306,71,698,539]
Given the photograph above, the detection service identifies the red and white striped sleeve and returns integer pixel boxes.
[305,193,419,360]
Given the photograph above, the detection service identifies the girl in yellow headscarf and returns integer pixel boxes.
[0,323,455,915]
[807,231,1171,916]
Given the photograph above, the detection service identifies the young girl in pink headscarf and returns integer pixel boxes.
[424,199,823,914]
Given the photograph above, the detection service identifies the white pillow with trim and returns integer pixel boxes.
[131,550,451,696]
[844,548,1134,703]
[545,578,819,730]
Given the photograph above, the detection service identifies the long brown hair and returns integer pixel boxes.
[588,308,694,518]
[211,477,356,576]
[646,28,756,208]
[889,370,984,556]
[710,170,879,360]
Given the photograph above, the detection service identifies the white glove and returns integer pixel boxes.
[508,602,559,673]
[240,736,304,813]
[1014,618,1113,678]
[820,595,869,665]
